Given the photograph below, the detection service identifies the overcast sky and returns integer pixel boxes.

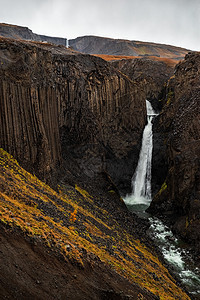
[0,0,200,50]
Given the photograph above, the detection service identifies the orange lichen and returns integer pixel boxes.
[69,209,77,222]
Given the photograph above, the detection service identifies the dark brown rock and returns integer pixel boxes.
[149,52,200,253]
[111,57,174,110]
[0,36,146,192]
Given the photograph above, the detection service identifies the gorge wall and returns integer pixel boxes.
[111,57,174,109]
[0,36,146,192]
[149,52,200,253]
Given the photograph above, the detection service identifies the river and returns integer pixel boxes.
[123,100,200,299]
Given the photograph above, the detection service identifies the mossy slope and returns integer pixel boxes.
[0,149,190,299]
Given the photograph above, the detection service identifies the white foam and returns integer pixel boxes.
[163,247,184,268]
[149,217,200,294]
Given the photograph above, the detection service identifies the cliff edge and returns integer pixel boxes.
[0,23,67,46]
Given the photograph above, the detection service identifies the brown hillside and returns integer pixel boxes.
[69,35,189,60]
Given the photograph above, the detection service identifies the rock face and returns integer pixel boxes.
[110,58,174,195]
[149,52,200,253]
[0,36,146,191]
[111,58,174,109]
[0,23,67,46]
[69,35,189,59]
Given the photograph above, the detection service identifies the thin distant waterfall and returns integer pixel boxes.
[124,100,157,210]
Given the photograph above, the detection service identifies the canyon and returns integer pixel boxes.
[0,23,200,299]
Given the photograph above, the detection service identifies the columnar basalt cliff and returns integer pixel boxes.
[0,36,193,300]
[149,52,200,253]
[111,57,174,109]
[0,37,146,190]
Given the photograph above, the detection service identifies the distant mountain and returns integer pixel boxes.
[0,23,190,60]
[0,23,67,46]
[69,35,189,60]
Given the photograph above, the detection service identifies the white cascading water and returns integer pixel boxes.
[124,100,157,210]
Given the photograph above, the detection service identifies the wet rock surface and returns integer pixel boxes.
[149,52,200,255]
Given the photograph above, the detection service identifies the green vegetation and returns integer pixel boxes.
[0,148,190,299]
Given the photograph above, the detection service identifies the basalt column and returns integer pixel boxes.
[0,38,146,188]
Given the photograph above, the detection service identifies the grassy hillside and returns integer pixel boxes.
[0,148,190,299]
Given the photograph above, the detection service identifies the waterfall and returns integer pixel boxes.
[123,100,200,297]
[124,100,157,211]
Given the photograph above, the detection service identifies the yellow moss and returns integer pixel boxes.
[75,184,92,200]
[158,181,167,196]
[0,149,190,300]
